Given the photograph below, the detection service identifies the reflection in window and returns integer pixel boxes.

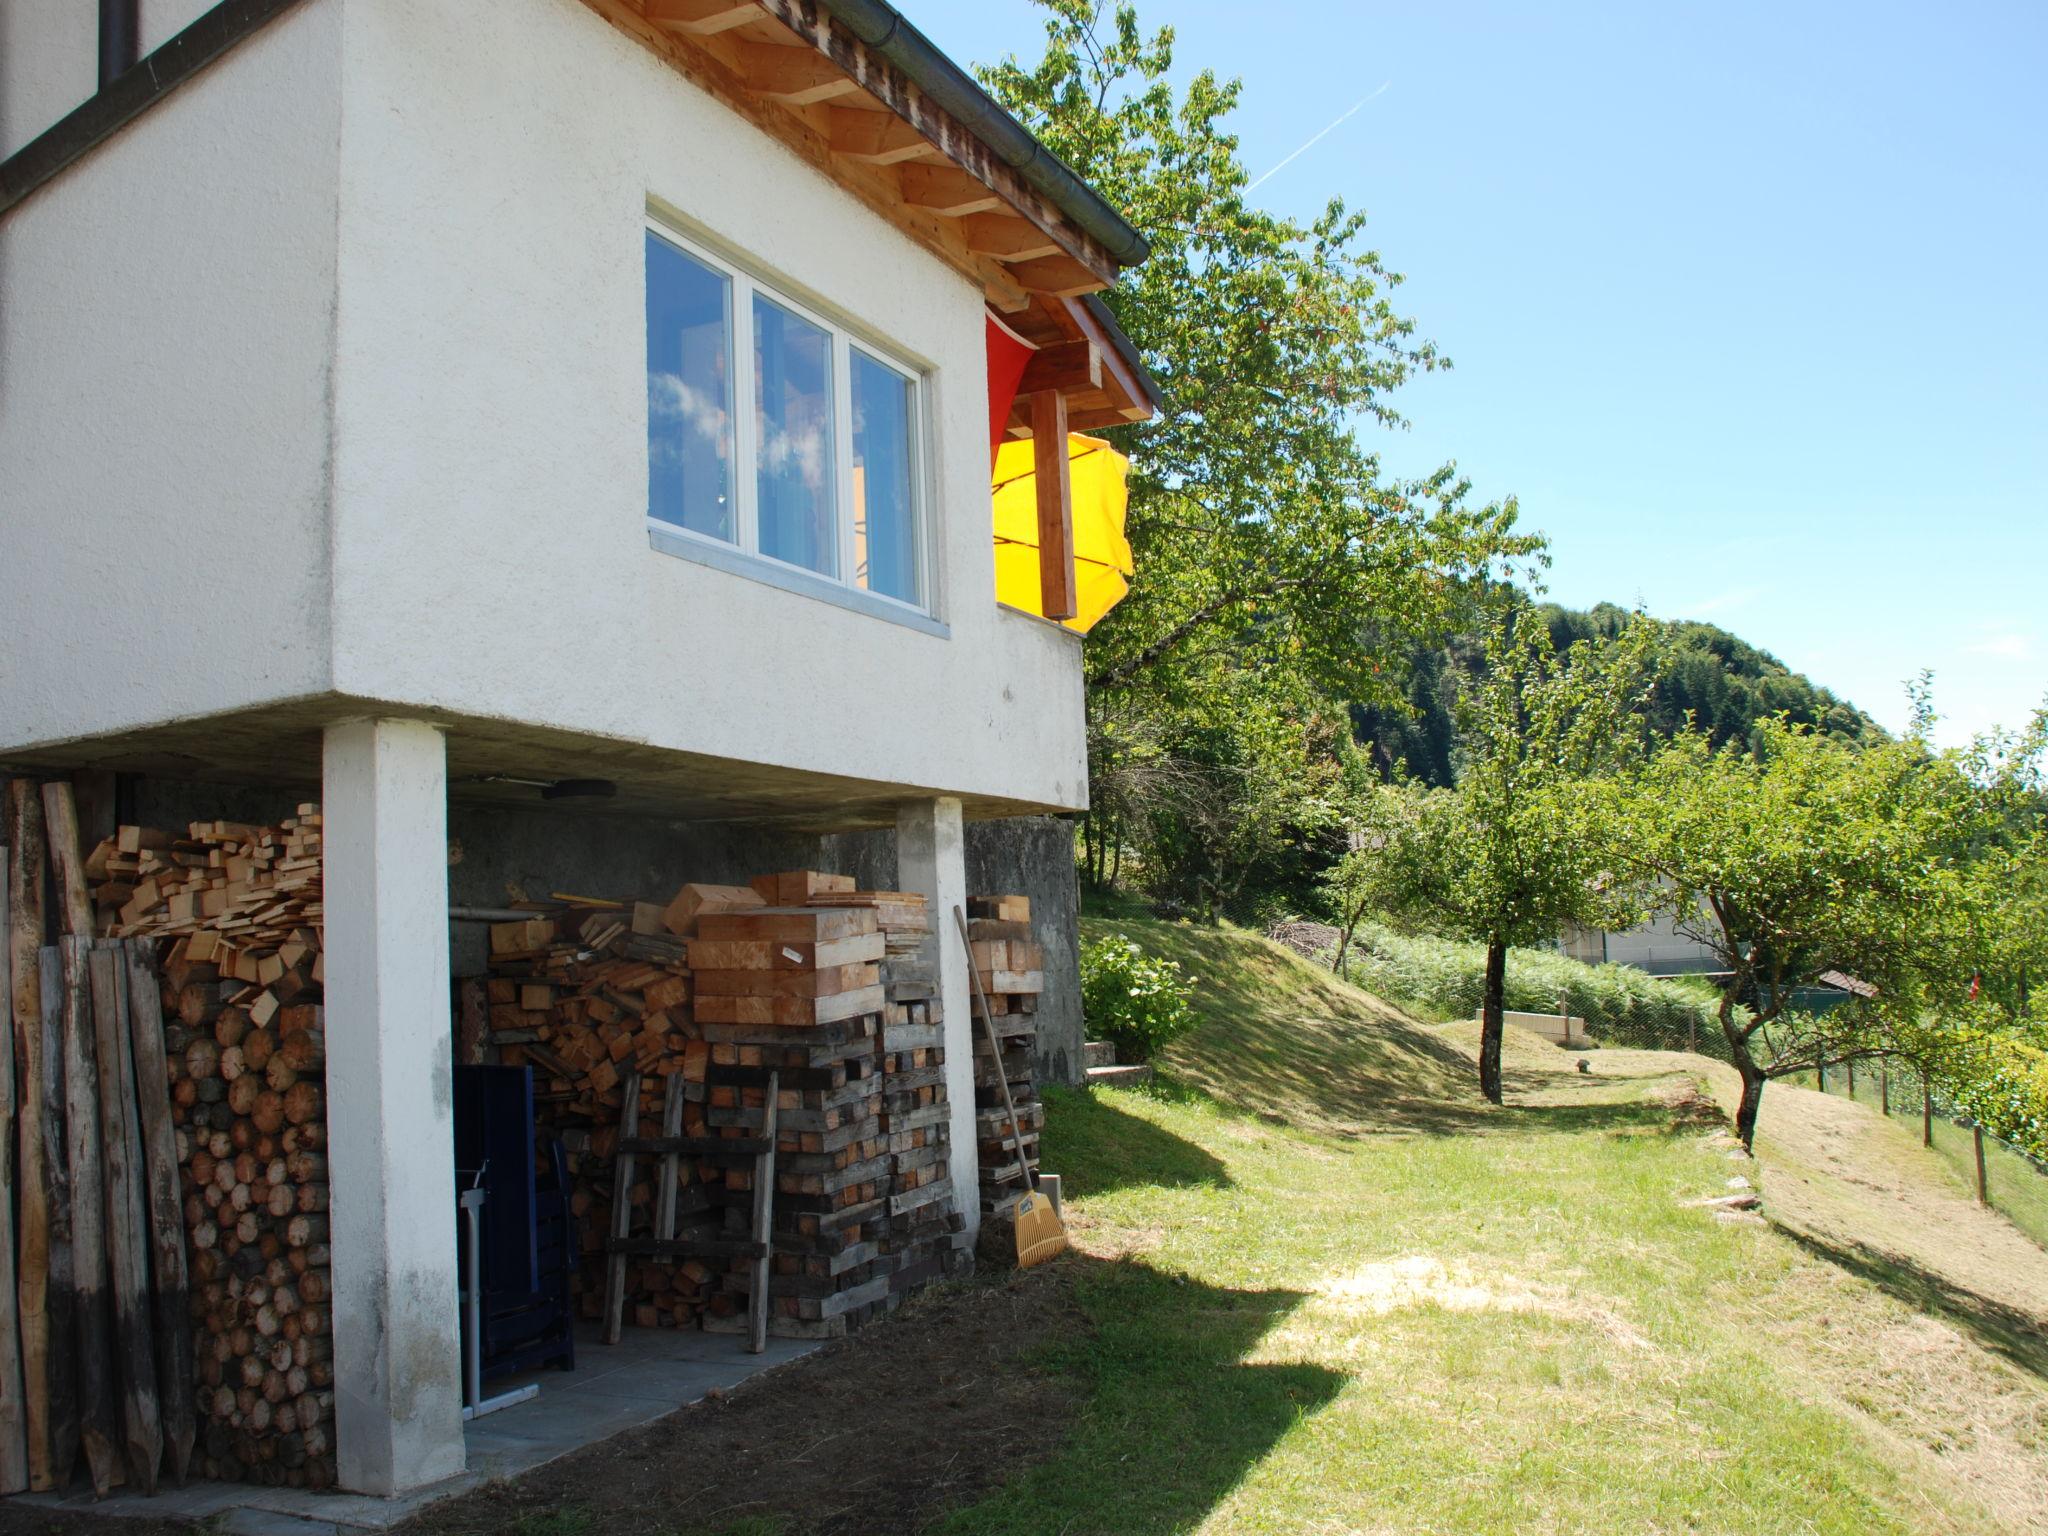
[754,295,836,577]
[851,350,919,605]
[645,232,734,542]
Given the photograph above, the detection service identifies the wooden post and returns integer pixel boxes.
[749,1071,779,1357]
[61,936,119,1495]
[88,946,161,1493]
[39,784,93,940]
[1028,390,1077,622]
[34,954,77,1491]
[122,942,194,1486]
[7,786,57,1491]
[603,1071,642,1346]
[1880,1066,1889,1118]
[1815,1063,1824,1093]
[653,1075,684,1247]
[1923,1084,1933,1148]
[1846,1060,1855,1100]
[0,846,27,1494]
[1973,1125,1988,1207]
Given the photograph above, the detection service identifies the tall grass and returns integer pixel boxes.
[1339,921,1731,1058]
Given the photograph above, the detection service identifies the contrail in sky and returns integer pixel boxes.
[1247,81,1392,191]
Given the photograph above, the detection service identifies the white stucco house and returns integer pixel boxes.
[2,0,1155,1498]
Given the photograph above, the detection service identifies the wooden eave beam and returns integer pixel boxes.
[1017,340,1102,396]
[824,105,939,164]
[1060,295,1155,422]
[737,42,864,104]
[898,163,1003,219]
[751,0,1122,288]
[645,0,761,35]
[960,211,1061,263]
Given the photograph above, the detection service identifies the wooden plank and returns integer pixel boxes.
[6,787,57,1492]
[602,1071,643,1346]
[38,783,94,940]
[736,41,860,104]
[653,1075,684,1248]
[1029,390,1079,620]
[749,1070,778,1355]
[643,0,760,34]
[88,946,161,1493]
[1008,253,1105,298]
[1017,340,1102,396]
[959,211,1061,262]
[825,104,937,164]
[60,936,119,1495]
[897,163,1003,219]
[120,943,193,1487]
[0,850,26,1494]
[33,953,76,1492]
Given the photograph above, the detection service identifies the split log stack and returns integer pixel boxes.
[966,895,1048,1222]
[481,884,764,1329]
[95,809,335,1490]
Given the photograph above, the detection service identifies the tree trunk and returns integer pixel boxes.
[1734,1059,1767,1152]
[1478,937,1507,1106]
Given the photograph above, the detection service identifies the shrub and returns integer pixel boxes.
[1080,933,1196,1064]
[1339,921,1731,1058]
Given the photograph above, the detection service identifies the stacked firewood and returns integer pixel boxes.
[967,896,1047,1222]
[100,810,336,1490]
[692,901,894,1337]
[482,886,769,1328]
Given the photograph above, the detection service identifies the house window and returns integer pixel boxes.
[645,220,928,614]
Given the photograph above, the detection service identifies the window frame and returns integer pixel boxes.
[644,216,936,624]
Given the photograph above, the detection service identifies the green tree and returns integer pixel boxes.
[979,2,1541,899]
[1613,715,2012,1149]
[1361,605,1660,1103]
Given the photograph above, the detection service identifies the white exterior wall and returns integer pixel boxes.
[0,0,96,159]
[326,0,1088,811]
[0,1,341,744]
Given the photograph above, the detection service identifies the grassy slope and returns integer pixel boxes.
[940,919,2048,1536]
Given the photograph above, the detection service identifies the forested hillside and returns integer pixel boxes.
[1352,601,1878,786]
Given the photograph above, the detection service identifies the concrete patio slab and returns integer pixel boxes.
[6,1324,819,1531]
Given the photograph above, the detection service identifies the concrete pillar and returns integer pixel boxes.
[322,719,464,1495]
[895,797,978,1244]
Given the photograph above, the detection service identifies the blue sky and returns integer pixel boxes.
[903,1,2048,745]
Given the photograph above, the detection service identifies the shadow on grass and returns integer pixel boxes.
[1041,1082,1232,1196]
[941,1255,1347,1536]
[1781,1227,2048,1385]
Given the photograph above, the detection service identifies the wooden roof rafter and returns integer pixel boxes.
[582,0,1140,311]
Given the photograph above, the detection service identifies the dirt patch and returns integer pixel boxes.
[1312,1255,1653,1350]
[404,1266,1085,1536]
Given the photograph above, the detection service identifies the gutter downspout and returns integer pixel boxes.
[811,0,1151,270]
[99,0,141,87]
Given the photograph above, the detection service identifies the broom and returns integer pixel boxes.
[954,906,1067,1268]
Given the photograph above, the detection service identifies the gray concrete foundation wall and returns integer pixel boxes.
[11,773,1087,1088]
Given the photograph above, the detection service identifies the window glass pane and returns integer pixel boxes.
[851,350,919,605]
[753,294,836,576]
[646,232,735,542]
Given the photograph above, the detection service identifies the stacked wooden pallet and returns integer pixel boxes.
[967,895,1047,1221]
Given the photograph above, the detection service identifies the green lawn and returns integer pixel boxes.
[935,918,2048,1536]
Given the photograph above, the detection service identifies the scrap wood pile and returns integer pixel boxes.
[3,784,332,1498]
[965,895,1047,1226]
[483,868,966,1340]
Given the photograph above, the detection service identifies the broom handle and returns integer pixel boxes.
[954,906,1035,1194]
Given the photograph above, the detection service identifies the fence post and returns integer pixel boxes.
[1880,1065,1888,1118]
[1816,1063,1825,1093]
[1923,1085,1933,1148]
[1846,1060,1855,1100]
[1974,1125,1988,1206]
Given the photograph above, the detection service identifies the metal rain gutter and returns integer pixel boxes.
[811,0,1152,270]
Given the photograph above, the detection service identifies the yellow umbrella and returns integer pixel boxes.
[991,433,1134,634]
